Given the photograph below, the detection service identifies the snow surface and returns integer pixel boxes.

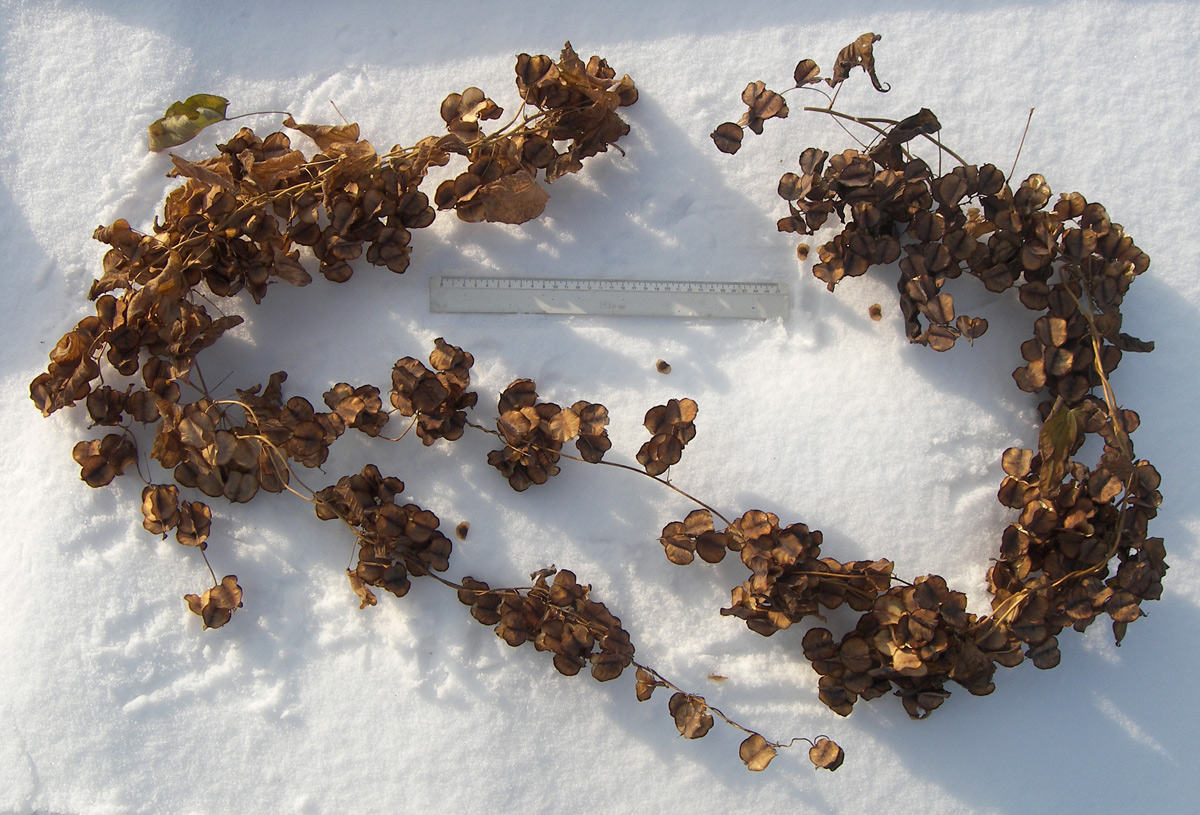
[2,1,1199,813]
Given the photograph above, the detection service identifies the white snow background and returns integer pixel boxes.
[2,1,1198,813]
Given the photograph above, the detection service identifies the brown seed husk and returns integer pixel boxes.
[808,737,845,771]
[739,733,778,772]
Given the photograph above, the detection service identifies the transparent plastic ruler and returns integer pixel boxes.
[429,276,789,320]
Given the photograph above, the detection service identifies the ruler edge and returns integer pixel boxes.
[429,275,791,320]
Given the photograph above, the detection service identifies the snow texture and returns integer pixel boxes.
[2,1,1198,813]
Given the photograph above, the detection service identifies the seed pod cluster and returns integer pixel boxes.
[708,34,1164,721]
[390,338,477,445]
[802,576,990,720]
[314,464,452,605]
[990,400,1164,648]
[487,379,610,491]
[72,433,137,488]
[457,568,633,681]
[637,397,697,476]
[659,508,893,638]
[435,42,637,223]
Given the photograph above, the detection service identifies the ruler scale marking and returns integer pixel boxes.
[430,276,789,320]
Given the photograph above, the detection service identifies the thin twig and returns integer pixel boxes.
[225,110,292,122]
[329,100,350,126]
[1009,107,1035,181]
[465,420,732,526]
[376,413,419,442]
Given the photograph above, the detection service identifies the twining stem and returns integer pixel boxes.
[376,413,419,443]
[802,106,971,168]
[465,420,732,527]
[225,109,293,122]
[558,448,732,527]
[199,548,219,587]
[632,661,813,750]
[1056,267,1134,459]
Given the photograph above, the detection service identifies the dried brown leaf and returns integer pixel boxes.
[828,33,887,92]
[793,59,821,86]
[283,116,360,151]
[468,172,550,225]
[347,569,377,609]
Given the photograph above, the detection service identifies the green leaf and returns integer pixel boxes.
[148,94,229,152]
[1038,399,1080,495]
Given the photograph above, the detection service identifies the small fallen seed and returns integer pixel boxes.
[708,673,728,682]
[656,359,671,374]
[869,303,883,321]
[455,521,470,540]
[796,243,810,261]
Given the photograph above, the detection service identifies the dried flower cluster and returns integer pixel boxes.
[32,42,636,623]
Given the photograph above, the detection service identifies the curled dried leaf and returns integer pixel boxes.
[347,569,378,609]
[148,94,229,152]
[793,59,821,87]
[828,33,888,92]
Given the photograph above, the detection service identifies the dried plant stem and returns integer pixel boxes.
[465,420,732,526]
[225,109,293,122]
[632,661,812,750]
[1009,107,1035,180]
[802,106,970,167]
[199,548,219,586]
[376,413,419,443]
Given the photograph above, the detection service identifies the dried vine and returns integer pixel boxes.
[31,34,1163,775]
[695,33,1164,720]
[31,43,840,774]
